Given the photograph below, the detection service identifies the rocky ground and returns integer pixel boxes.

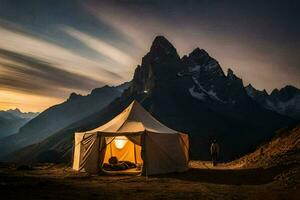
[0,160,299,200]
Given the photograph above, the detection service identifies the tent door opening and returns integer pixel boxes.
[101,136,143,175]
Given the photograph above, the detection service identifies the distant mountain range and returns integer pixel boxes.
[245,84,300,120]
[0,83,129,158]
[1,36,298,163]
[0,109,39,139]
[4,108,38,119]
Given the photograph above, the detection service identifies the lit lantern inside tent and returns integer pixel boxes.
[114,136,128,149]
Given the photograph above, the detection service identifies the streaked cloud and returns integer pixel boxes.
[0,25,124,82]
[63,26,136,68]
[0,0,299,112]
[0,48,104,97]
[0,23,128,111]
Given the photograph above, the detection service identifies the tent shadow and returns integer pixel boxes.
[152,165,287,185]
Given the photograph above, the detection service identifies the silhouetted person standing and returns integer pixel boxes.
[210,139,220,166]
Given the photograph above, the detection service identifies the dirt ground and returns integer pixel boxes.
[0,161,299,200]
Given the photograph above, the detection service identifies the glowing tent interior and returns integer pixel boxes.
[72,100,189,175]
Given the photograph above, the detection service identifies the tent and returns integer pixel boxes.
[72,100,189,175]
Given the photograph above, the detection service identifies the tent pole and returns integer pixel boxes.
[142,131,148,180]
[70,138,75,167]
[110,142,113,157]
[134,143,137,164]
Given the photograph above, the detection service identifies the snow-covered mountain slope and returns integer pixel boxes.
[246,84,300,120]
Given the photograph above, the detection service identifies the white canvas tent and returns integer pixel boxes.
[72,100,189,175]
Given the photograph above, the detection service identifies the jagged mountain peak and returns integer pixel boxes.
[245,83,253,88]
[279,85,299,94]
[6,108,21,114]
[245,84,258,92]
[270,85,298,93]
[270,85,300,101]
[143,36,180,63]
[283,85,300,91]
[131,36,182,94]
[91,85,112,95]
[245,84,256,93]
[68,92,82,101]
[245,84,268,97]
[187,48,211,67]
[227,68,241,82]
[11,108,20,112]
[181,48,225,79]
[189,48,209,58]
[263,89,268,94]
[5,108,39,116]
[92,84,130,95]
[270,88,279,96]
[151,35,174,49]
[68,84,130,102]
[227,68,234,77]
[226,68,243,82]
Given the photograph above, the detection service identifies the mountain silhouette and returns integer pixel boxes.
[3,36,296,163]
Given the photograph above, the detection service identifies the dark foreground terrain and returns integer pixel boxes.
[1,125,299,200]
[0,161,299,200]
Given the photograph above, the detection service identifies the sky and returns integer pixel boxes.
[0,0,299,112]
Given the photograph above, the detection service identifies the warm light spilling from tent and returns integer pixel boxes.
[114,136,128,149]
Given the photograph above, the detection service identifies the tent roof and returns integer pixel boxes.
[84,100,178,134]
